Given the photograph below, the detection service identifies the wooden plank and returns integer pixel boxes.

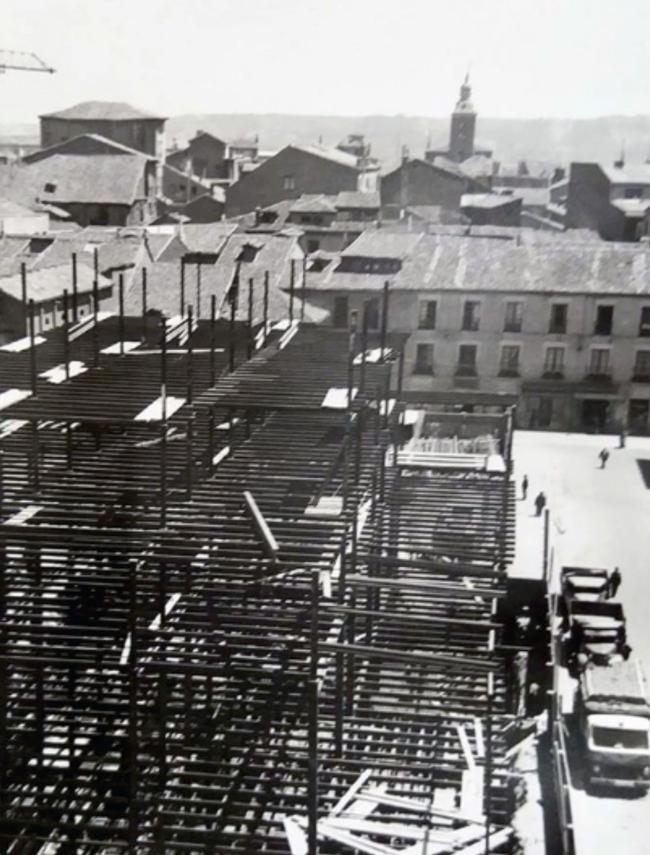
[244,490,279,560]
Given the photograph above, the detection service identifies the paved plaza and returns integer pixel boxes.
[512,429,650,854]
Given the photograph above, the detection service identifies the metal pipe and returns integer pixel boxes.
[229,291,236,373]
[160,316,168,529]
[289,258,295,324]
[142,266,148,342]
[92,275,99,368]
[209,294,217,386]
[119,273,125,356]
[180,258,186,316]
[196,263,202,319]
[307,570,319,855]
[359,301,369,393]
[484,671,494,855]
[62,289,70,380]
[263,271,269,346]
[301,254,307,322]
[380,280,390,358]
[247,277,254,360]
[186,304,194,405]
[71,252,79,323]
[20,262,27,336]
[28,298,37,396]
[186,414,194,499]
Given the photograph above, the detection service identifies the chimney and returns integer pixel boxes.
[401,144,410,166]
[254,206,263,227]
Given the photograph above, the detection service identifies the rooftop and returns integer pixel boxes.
[310,231,650,296]
[602,163,650,184]
[0,260,111,303]
[335,190,380,209]
[289,144,360,170]
[461,193,521,209]
[40,101,166,122]
[0,155,149,207]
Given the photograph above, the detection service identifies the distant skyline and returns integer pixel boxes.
[2,0,649,125]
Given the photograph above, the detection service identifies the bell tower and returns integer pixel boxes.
[449,74,476,163]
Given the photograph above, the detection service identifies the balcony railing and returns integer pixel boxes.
[542,370,564,379]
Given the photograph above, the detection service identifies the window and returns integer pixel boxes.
[549,303,568,334]
[594,305,614,336]
[457,344,477,376]
[418,300,437,330]
[633,350,650,381]
[588,347,610,375]
[499,344,520,376]
[639,307,650,337]
[283,174,295,191]
[332,296,349,328]
[504,301,523,332]
[307,239,320,254]
[43,182,57,194]
[544,346,565,376]
[462,300,480,331]
[624,187,644,200]
[364,299,380,331]
[413,343,434,374]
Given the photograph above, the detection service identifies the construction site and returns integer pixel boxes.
[0,261,559,855]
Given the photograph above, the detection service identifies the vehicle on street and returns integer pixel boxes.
[576,658,650,791]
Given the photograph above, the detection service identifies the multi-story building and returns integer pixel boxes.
[566,161,650,241]
[425,75,493,165]
[302,230,650,433]
[39,101,166,161]
[225,144,378,217]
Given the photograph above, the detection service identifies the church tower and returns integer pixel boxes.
[448,74,476,163]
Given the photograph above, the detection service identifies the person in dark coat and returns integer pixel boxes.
[534,491,546,517]
[609,566,622,598]
[522,474,529,500]
[599,448,610,469]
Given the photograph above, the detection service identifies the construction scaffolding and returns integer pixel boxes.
[0,283,520,854]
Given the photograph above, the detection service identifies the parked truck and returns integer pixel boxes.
[564,600,626,666]
[560,566,611,606]
[577,658,650,790]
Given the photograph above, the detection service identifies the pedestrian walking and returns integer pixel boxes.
[599,448,610,469]
[534,491,546,517]
[522,474,529,501]
[609,566,622,598]
[619,429,627,449]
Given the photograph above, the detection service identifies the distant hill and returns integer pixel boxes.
[165,113,650,172]
[6,114,650,171]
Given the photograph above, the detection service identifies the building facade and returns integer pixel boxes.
[566,162,650,241]
[40,102,166,161]
[225,145,371,217]
[302,231,650,433]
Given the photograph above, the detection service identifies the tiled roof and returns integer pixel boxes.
[461,193,520,209]
[611,198,650,217]
[0,197,39,218]
[289,144,360,170]
[335,191,380,209]
[0,156,148,207]
[290,194,338,214]
[179,222,238,254]
[307,231,650,296]
[383,157,465,184]
[341,231,423,259]
[0,260,111,302]
[602,164,650,184]
[125,232,305,324]
[40,101,166,121]
[24,133,155,164]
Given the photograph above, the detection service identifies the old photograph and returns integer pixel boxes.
[0,1,649,852]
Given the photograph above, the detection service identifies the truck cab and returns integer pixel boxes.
[561,566,610,607]
[578,659,650,790]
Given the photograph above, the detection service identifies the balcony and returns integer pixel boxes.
[542,370,564,380]
[584,372,613,385]
[498,369,520,378]
[632,373,650,383]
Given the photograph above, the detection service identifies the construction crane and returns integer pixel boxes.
[0,49,55,74]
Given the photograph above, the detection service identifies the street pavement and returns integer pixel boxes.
[511,430,650,854]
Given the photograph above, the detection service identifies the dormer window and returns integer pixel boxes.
[236,244,260,263]
[43,182,57,193]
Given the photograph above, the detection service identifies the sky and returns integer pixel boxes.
[2,0,649,125]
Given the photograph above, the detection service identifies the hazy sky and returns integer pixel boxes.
[2,0,649,124]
